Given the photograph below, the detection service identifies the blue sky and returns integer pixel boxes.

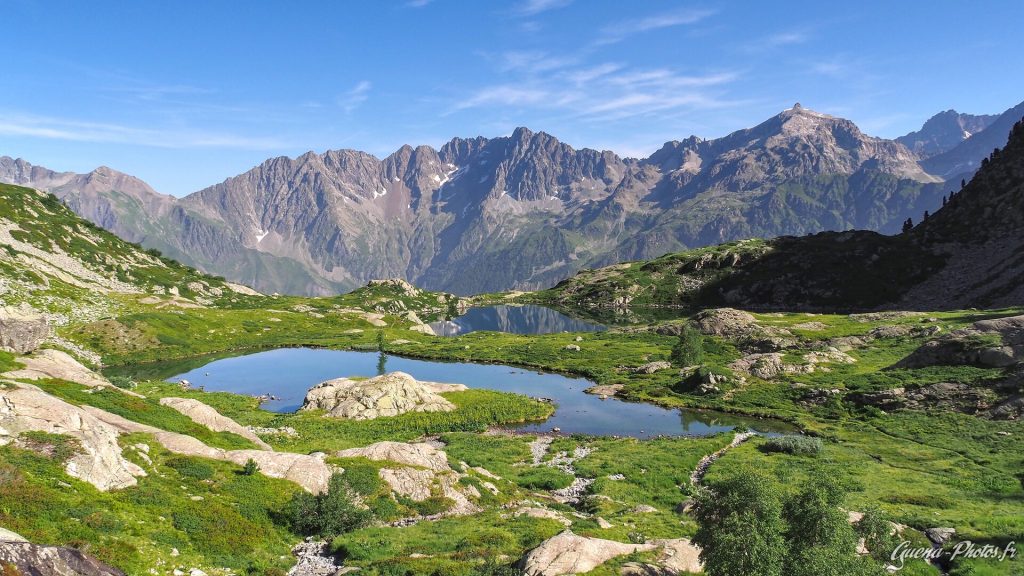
[2,0,1023,196]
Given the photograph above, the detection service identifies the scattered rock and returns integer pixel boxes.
[367,278,421,298]
[513,507,572,526]
[695,308,757,337]
[0,305,51,354]
[630,361,672,374]
[793,321,828,331]
[564,344,581,352]
[898,314,1024,369]
[300,372,465,420]
[159,397,272,450]
[804,347,856,365]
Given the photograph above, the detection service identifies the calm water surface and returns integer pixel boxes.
[429,304,606,336]
[164,347,788,438]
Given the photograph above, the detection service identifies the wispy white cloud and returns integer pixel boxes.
[337,80,372,113]
[0,111,286,150]
[451,86,550,112]
[405,0,433,7]
[595,8,715,46]
[514,0,572,17]
[498,51,577,73]
[450,57,741,123]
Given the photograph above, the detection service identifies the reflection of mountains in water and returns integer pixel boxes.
[431,305,606,336]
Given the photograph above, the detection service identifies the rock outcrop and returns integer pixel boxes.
[336,441,483,517]
[159,397,272,450]
[520,531,656,576]
[0,541,126,576]
[898,314,1024,369]
[0,306,50,354]
[0,383,146,491]
[81,406,333,493]
[300,372,465,420]
[3,349,116,391]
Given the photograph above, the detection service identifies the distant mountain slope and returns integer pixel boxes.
[3,103,1000,296]
[922,100,1024,180]
[896,110,997,158]
[543,115,1024,312]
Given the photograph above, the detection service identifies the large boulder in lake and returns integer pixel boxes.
[0,540,126,576]
[300,371,466,420]
[0,305,50,354]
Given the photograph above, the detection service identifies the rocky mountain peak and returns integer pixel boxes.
[897,109,998,158]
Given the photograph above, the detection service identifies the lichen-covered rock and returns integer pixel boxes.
[300,372,464,420]
[0,306,50,354]
[631,361,672,374]
[336,441,484,516]
[159,397,272,450]
[409,323,436,336]
[0,541,126,576]
[336,441,449,471]
[695,308,757,337]
[0,383,145,491]
[520,531,656,576]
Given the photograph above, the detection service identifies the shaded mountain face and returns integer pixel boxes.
[545,114,1024,312]
[0,104,991,296]
[922,100,1024,181]
[897,110,997,158]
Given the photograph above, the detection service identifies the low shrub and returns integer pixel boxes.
[762,435,822,456]
[166,457,216,480]
[284,474,371,538]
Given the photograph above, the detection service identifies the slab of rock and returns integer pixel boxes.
[0,541,126,576]
[3,349,114,390]
[696,308,757,337]
[0,527,27,542]
[336,441,450,471]
[300,372,464,420]
[513,507,572,526]
[0,383,146,491]
[81,406,333,493]
[0,306,51,354]
[630,361,672,374]
[409,323,436,336]
[520,531,656,576]
[159,397,272,450]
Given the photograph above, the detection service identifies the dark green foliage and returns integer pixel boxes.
[695,469,888,576]
[341,464,383,496]
[166,457,215,480]
[693,469,788,576]
[762,435,822,457]
[671,323,705,366]
[242,458,260,476]
[108,375,137,390]
[855,508,898,564]
[284,474,371,538]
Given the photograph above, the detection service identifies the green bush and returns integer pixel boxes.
[762,435,823,457]
[284,474,371,538]
[242,458,260,476]
[166,457,216,480]
[108,376,137,390]
[671,323,705,367]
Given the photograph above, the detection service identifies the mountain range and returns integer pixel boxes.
[3,100,1022,296]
